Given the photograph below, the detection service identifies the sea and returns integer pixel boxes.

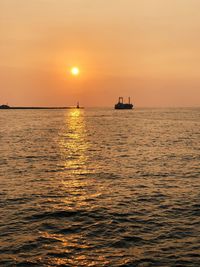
[0,108,199,267]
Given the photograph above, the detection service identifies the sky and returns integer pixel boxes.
[0,0,200,107]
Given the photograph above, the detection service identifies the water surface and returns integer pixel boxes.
[0,108,199,266]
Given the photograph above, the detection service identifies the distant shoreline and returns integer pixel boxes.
[0,106,84,110]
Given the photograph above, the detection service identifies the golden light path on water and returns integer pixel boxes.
[47,109,107,266]
[59,109,95,208]
[59,109,88,174]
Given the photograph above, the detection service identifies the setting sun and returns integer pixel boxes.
[71,67,79,76]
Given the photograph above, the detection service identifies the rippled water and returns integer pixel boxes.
[0,108,200,266]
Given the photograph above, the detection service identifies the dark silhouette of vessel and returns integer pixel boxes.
[114,97,133,109]
[0,104,10,109]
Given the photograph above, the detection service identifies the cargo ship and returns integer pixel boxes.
[114,97,133,109]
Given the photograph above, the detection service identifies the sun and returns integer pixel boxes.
[71,67,79,76]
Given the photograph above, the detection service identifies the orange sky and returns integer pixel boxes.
[0,0,200,107]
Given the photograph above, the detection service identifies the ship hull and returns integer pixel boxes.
[114,103,133,109]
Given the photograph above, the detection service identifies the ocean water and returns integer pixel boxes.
[0,108,199,267]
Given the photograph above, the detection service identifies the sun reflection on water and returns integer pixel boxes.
[57,108,97,208]
[59,108,89,175]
